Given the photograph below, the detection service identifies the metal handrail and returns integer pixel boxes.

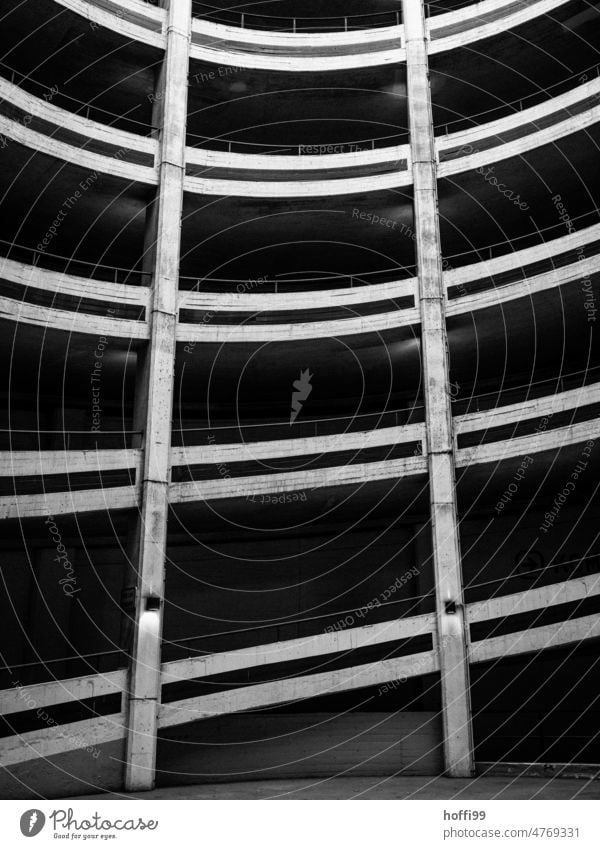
[186,129,406,154]
[0,237,151,286]
[191,4,402,31]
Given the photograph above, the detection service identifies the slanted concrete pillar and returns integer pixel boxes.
[124,0,191,792]
[402,0,474,776]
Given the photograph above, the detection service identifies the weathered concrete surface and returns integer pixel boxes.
[124,0,192,793]
[403,0,473,777]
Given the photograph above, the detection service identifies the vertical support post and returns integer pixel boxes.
[124,0,191,792]
[402,0,474,777]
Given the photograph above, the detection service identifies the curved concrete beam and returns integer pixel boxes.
[0,77,156,158]
[55,0,165,47]
[0,256,150,309]
[0,114,158,186]
[0,295,149,338]
[0,485,139,520]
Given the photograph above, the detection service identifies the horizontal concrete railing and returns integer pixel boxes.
[172,378,597,457]
[0,374,596,518]
[456,418,598,468]
[438,75,600,172]
[171,414,599,503]
[0,256,150,309]
[1,63,596,196]
[0,76,157,156]
[455,381,600,436]
[55,0,165,46]
[189,25,405,72]
[0,217,595,338]
[191,4,403,33]
[3,608,596,764]
[0,669,127,717]
[0,296,149,340]
[2,571,598,761]
[0,211,593,335]
[188,0,564,70]
[185,142,409,177]
[171,422,424,468]
[446,221,600,289]
[61,0,561,59]
[0,113,157,186]
[428,0,570,53]
[4,56,595,173]
[469,614,600,664]
[161,612,436,686]
[0,378,591,517]
[0,711,128,767]
[0,448,141,478]
[467,572,600,625]
[0,485,139,521]
[158,651,438,728]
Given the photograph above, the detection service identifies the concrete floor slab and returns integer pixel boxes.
[73,775,600,800]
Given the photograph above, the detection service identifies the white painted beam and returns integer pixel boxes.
[158,651,438,728]
[0,670,127,716]
[169,454,428,504]
[0,711,127,767]
[446,222,600,288]
[55,0,165,46]
[0,449,141,478]
[176,306,421,342]
[171,423,424,467]
[457,419,598,468]
[0,486,139,520]
[0,296,149,339]
[470,613,600,664]
[178,275,417,313]
[429,0,570,54]
[161,613,436,685]
[0,256,150,307]
[183,168,411,198]
[457,382,600,436]
[0,114,157,186]
[0,76,156,159]
[467,573,600,624]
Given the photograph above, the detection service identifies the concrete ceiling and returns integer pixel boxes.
[439,126,600,261]
[181,186,415,281]
[187,63,408,149]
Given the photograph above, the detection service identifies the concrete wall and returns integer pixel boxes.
[0,546,127,687]
[0,739,125,800]
[157,711,442,784]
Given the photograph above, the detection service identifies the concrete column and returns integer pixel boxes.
[124,0,191,792]
[402,0,474,776]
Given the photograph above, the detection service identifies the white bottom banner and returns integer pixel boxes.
[1,799,599,849]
